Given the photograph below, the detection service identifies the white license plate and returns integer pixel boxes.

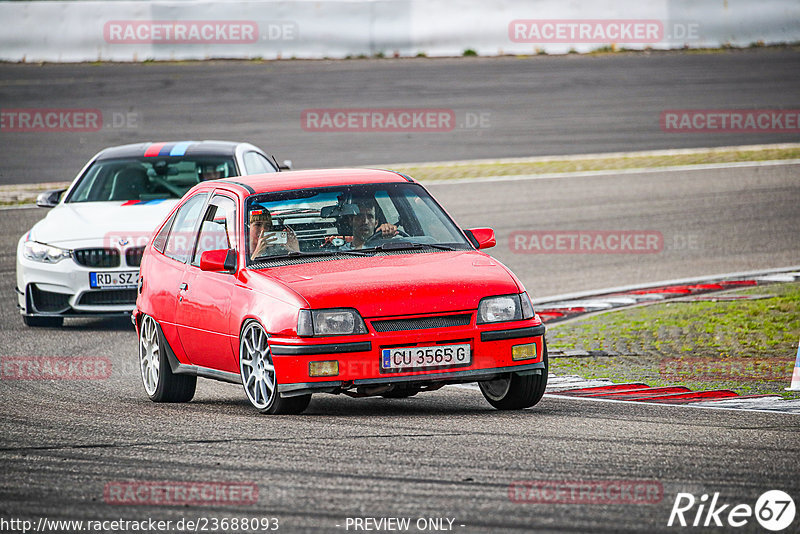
[89,271,138,289]
[381,343,471,371]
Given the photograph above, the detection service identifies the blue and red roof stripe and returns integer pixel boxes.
[120,199,168,206]
[143,141,194,158]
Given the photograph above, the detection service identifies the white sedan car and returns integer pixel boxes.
[17,140,290,327]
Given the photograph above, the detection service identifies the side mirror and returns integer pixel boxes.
[465,228,496,250]
[36,189,66,208]
[280,159,293,171]
[200,249,237,272]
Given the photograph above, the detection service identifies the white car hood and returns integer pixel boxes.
[27,200,180,248]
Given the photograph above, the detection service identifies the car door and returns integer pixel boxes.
[145,192,209,360]
[175,193,239,373]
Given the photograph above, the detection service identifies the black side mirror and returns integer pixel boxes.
[36,189,66,208]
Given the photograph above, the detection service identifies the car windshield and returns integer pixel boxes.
[245,182,472,264]
[66,156,238,203]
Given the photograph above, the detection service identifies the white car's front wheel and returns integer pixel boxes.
[138,314,196,403]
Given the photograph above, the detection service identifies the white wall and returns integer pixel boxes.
[1,0,798,62]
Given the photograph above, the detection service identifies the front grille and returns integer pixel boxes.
[125,246,145,267]
[30,285,71,313]
[77,289,137,306]
[73,248,120,268]
[372,314,472,333]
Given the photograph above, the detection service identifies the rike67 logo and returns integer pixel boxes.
[668,490,795,531]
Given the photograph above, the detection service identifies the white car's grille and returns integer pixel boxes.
[73,248,121,268]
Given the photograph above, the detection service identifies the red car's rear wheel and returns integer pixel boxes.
[138,314,196,403]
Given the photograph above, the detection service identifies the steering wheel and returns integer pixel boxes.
[363,227,410,246]
[148,174,186,198]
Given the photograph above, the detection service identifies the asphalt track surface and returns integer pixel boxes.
[1,48,800,184]
[1,163,799,532]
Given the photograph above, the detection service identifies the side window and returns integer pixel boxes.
[243,152,277,175]
[152,211,177,253]
[193,195,238,265]
[163,193,208,263]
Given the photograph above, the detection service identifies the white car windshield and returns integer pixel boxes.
[245,182,472,263]
[66,157,237,202]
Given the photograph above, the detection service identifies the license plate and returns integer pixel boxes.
[89,271,138,289]
[381,343,471,371]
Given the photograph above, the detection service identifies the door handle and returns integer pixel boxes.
[179,282,188,291]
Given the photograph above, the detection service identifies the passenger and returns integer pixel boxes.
[198,163,223,181]
[249,208,299,258]
[341,198,397,250]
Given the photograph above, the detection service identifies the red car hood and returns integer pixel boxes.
[253,251,521,318]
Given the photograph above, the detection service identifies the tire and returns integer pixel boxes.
[138,314,196,403]
[239,320,310,415]
[479,341,548,410]
[22,315,63,328]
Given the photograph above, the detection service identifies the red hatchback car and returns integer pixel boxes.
[134,169,547,414]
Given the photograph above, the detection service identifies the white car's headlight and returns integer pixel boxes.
[22,241,71,264]
[297,308,368,336]
[478,293,535,324]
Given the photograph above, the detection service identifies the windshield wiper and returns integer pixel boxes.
[362,242,457,252]
[254,249,369,261]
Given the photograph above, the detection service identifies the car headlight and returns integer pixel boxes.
[478,293,535,324]
[22,241,71,264]
[297,308,368,336]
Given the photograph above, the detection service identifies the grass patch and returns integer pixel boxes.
[547,282,800,399]
[393,147,800,181]
[388,146,800,181]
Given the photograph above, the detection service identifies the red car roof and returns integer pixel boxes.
[229,168,410,194]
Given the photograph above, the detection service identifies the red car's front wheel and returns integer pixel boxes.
[239,320,311,415]
[478,342,548,410]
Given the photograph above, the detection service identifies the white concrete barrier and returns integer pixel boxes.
[1,0,798,62]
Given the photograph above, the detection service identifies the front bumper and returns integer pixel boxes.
[269,319,546,397]
[17,253,139,317]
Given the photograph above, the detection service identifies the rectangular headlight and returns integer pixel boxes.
[297,308,367,336]
[478,293,534,324]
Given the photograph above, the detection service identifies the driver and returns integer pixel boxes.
[341,198,397,250]
[198,163,223,181]
[249,208,299,259]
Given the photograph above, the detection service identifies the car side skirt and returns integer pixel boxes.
[155,320,241,385]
